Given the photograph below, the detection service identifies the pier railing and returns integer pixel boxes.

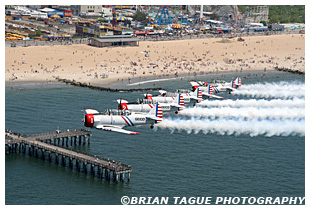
[5,129,132,183]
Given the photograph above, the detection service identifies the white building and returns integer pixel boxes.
[102,7,112,17]
[71,5,103,16]
[31,11,48,18]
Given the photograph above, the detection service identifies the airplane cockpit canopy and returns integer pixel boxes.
[103,109,131,116]
[176,89,190,93]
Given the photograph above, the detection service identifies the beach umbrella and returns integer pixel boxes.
[117,15,127,21]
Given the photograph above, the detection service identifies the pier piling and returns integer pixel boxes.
[5,129,132,183]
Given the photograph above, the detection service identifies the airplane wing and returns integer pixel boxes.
[225,87,235,91]
[170,103,183,108]
[201,92,225,99]
[146,116,163,121]
[189,96,200,100]
[85,109,99,114]
[96,125,140,135]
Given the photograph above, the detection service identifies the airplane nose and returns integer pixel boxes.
[84,114,94,127]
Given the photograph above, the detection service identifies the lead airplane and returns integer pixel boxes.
[117,93,184,114]
[84,103,162,135]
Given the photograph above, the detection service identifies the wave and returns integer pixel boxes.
[127,78,178,86]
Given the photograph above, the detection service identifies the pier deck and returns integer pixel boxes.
[5,130,132,183]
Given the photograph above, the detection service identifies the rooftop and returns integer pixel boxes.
[90,36,140,43]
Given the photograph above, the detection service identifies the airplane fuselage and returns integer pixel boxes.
[126,103,176,112]
[86,113,156,129]
[151,96,176,103]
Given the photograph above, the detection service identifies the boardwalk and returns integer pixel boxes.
[5,130,132,183]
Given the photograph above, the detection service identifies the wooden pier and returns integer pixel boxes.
[5,129,132,183]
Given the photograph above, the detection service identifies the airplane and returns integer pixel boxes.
[189,83,225,99]
[117,93,184,114]
[190,77,242,94]
[147,87,202,104]
[83,103,162,135]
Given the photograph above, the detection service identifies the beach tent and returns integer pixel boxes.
[51,14,60,18]
[172,24,181,29]
[117,15,127,21]
[148,24,159,28]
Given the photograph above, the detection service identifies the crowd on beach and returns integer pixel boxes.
[5,33,305,84]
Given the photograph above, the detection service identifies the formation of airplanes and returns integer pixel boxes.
[83,77,242,134]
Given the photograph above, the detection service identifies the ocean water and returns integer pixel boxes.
[5,70,305,205]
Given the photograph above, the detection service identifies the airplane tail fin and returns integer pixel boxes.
[231,80,237,89]
[196,88,203,103]
[155,103,162,123]
[208,85,214,98]
[147,103,162,123]
[235,77,242,88]
[178,94,184,110]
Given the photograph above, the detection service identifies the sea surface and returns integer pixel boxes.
[5,70,305,205]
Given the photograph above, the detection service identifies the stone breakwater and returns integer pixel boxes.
[274,67,305,75]
[56,78,161,92]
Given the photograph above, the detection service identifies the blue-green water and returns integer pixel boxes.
[5,70,305,204]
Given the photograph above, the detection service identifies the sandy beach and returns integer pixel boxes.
[5,34,305,85]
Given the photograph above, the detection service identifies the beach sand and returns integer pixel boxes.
[5,34,305,85]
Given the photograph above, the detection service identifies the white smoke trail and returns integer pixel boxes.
[157,118,305,137]
[197,98,305,108]
[179,107,305,120]
[240,81,305,91]
[231,89,305,99]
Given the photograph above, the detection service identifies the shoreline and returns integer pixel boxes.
[6,69,299,91]
[5,67,277,86]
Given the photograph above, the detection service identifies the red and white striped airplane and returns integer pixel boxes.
[191,77,242,95]
[117,93,184,114]
[146,87,203,104]
[84,103,162,135]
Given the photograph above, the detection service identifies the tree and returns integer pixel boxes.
[210,13,219,20]
[269,15,279,24]
[35,29,41,37]
[260,21,267,26]
[133,10,147,22]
